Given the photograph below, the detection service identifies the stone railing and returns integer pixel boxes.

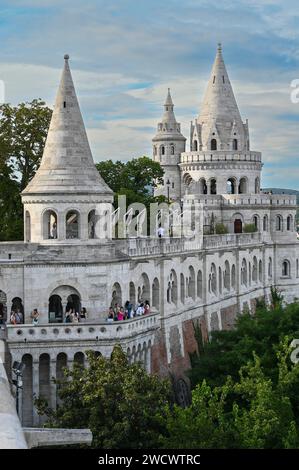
[118,237,202,257]
[180,151,262,163]
[203,232,261,249]
[6,312,160,344]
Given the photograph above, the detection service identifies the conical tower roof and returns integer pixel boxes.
[198,44,245,149]
[153,89,186,142]
[23,55,113,196]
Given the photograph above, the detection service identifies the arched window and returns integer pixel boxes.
[234,218,243,234]
[218,267,222,294]
[238,177,247,194]
[224,261,230,290]
[152,278,160,310]
[252,256,258,282]
[199,178,207,195]
[263,215,268,231]
[129,282,136,305]
[188,266,196,300]
[39,353,51,405]
[170,144,175,155]
[276,215,283,231]
[259,260,263,282]
[11,297,24,322]
[255,177,260,194]
[140,273,151,303]
[231,264,236,289]
[111,282,122,308]
[197,270,203,298]
[88,210,96,239]
[287,215,292,231]
[241,258,247,286]
[193,140,198,151]
[253,215,259,230]
[43,210,58,240]
[49,294,63,323]
[211,138,217,150]
[66,210,80,239]
[227,178,236,194]
[209,263,217,294]
[180,273,185,304]
[210,178,217,195]
[268,257,272,279]
[282,260,290,277]
[168,270,178,305]
[233,138,238,150]
[161,145,165,156]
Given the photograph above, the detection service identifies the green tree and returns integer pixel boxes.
[162,343,299,449]
[189,296,299,389]
[0,99,52,239]
[96,156,165,207]
[36,345,172,449]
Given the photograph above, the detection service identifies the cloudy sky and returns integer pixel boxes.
[1,0,299,189]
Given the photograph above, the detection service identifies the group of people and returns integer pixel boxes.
[65,307,87,323]
[9,308,40,325]
[107,300,150,322]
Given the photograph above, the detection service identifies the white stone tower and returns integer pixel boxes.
[22,55,114,244]
[181,44,262,197]
[152,89,186,201]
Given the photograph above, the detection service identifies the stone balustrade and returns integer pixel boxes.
[181,151,262,164]
[203,232,261,249]
[6,312,160,344]
[119,237,202,257]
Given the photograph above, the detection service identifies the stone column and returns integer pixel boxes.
[32,360,40,427]
[49,359,57,411]
[57,211,65,241]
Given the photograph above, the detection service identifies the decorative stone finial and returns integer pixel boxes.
[64,54,69,60]
[217,43,222,52]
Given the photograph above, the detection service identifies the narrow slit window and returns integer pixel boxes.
[63,101,66,108]
[222,76,225,83]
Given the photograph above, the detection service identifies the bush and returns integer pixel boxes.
[215,223,228,234]
[243,223,257,233]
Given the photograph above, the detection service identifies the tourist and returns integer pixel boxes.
[65,310,72,323]
[15,309,23,324]
[72,311,80,323]
[10,311,16,325]
[157,226,165,238]
[31,309,39,325]
[80,307,87,321]
[117,307,125,321]
[51,222,57,239]
[0,311,4,325]
[144,301,150,315]
[136,302,144,316]
[107,308,114,322]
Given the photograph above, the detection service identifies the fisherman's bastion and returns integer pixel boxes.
[0,44,298,431]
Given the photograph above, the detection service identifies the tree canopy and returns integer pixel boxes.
[0,99,52,240]
[36,345,172,449]
[96,156,165,208]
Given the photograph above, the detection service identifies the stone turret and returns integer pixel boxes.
[22,55,113,243]
[182,44,262,196]
[191,43,249,152]
[152,89,186,201]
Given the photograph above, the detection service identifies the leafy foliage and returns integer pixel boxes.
[243,223,257,233]
[36,345,172,449]
[96,156,165,208]
[162,342,299,449]
[0,100,52,240]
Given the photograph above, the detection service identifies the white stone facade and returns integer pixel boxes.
[0,46,298,426]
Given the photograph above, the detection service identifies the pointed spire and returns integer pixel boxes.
[161,88,177,125]
[165,88,174,106]
[23,55,112,195]
[198,44,245,149]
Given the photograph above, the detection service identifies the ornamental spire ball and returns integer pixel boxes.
[64,54,69,60]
